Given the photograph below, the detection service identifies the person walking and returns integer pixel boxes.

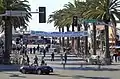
[64,53,67,64]
[60,53,63,64]
[113,53,118,62]
[26,55,30,65]
[41,56,46,66]
[33,47,36,54]
[30,48,32,54]
[22,55,26,65]
[43,49,46,57]
[37,44,40,52]
[34,55,38,66]
[51,52,54,61]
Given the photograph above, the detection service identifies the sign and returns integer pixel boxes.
[31,31,88,37]
[84,19,97,23]
[77,18,97,23]
[5,11,27,16]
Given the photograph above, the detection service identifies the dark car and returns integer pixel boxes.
[19,65,53,75]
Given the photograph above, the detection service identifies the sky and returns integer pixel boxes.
[28,0,73,32]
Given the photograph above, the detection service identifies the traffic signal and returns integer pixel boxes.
[39,7,46,23]
[73,16,78,26]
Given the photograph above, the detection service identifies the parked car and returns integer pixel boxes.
[19,64,53,75]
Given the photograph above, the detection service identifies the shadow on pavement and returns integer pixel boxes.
[54,67,120,71]
[9,74,26,78]
[49,74,110,79]
[5,72,26,78]
[73,75,110,79]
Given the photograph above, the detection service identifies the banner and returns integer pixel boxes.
[30,30,88,37]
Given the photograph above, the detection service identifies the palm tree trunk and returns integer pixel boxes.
[93,23,96,55]
[84,22,88,55]
[4,17,12,64]
[59,27,62,46]
[66,26,69,47]
[72,23,74,47]
[77,24,81,52]
[62,27,64,47]
[105,22,111,65]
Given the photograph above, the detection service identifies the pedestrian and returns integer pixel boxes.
[26,55,30,65]
[30,48,32,54]
[60,53,63,64]
[24,47,27,56]
[113,53,118,62]
[22,46,26,55]
[51,52,54,61]
[34,55,38,66]
[43,49,46,57]
[64,53,67,64]
[22,55,26,65]
[33,47,36,54]
[41,56,46,66]
[37,44,40,52]
[117,50,120,61]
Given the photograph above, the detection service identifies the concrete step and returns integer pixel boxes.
[28,54,77,57]
[29,56,82,59]
[46,61,87,65]
[43,58,86,61]
[29,56,86,61]
[47,64,94,68]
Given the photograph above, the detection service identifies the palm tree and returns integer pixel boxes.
[48,0,90,54]
[1,0,31,64]
[83,0,120,64]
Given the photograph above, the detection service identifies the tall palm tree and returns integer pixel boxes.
[83,0,120,64]
[48,0,90,54]
[1,0,31,64]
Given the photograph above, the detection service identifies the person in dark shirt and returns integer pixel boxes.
[37,44,40,52]
[64,53,67,64]
[43,49,46,57]
[41,56,46,66]
[30,48,32,54]
[51,52,54,61]
[26,55,30,65]
[34,55,38,66]
[33,47,36,54]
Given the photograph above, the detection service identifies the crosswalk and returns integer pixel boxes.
[28,53,87,68]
